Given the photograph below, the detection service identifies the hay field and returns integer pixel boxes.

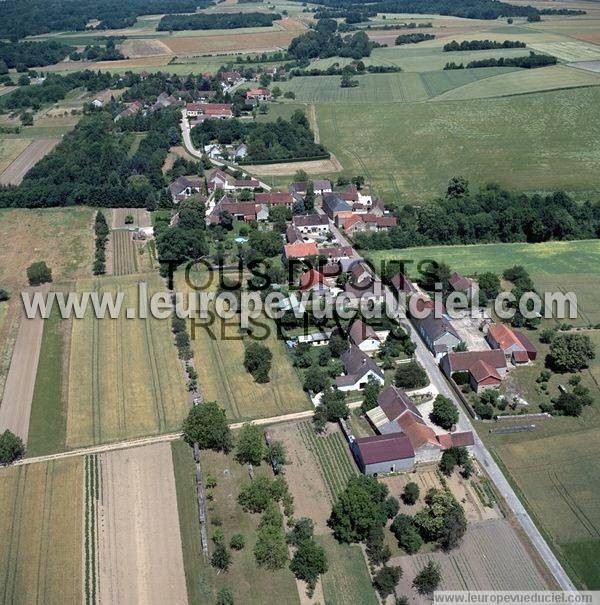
[0,139,59,186]
[0,458,83,604]
[66,273,188,448]
[317,86,600,200]
[178,275,310,421]
[119,38,172,58]
[0,138,30,174]
[433,64,600,100]
[530,41,600,62]
[0,207,94,290]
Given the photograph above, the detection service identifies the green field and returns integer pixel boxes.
[317,86,600,201]
[367,240,600,327]
[297,422,358,502]
[171,442,301,605]
[316,535,379,605]
[0,458,83,603]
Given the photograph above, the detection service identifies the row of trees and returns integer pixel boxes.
[395,33,435,45]
[443,39,526,52]
[93,211,109,275]
[353,180,600,250]
[157,12,280,31]
[445,52,557,70]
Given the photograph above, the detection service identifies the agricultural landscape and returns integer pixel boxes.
[0,0,600,602]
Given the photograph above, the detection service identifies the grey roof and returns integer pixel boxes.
[313,179,331,190]
[415,308,460,344]
[340,344,384,381]
[348,319,380,346]
[169,176,202,196]
[286,225,303,244]
[322,192,351,215]
[292,214,329,228]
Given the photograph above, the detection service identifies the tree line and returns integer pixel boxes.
[157,12,280,31]
[442,39,526,51]
[0,40,73,70]
[395,33,435,45]
[0,0,211,40]
[191,110,328,163]
[353,180,600,250]
[444,52,557,69]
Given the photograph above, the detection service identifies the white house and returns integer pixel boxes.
[335,345,384,392]
[348,319,381,354]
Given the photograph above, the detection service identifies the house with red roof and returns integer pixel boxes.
[246,87,273,102]
[283,241,319,261]
[440,350,507,393]
[486,323,534,364]
[342,213,397,235]
[299,268,329,293]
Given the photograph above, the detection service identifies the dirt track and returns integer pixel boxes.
[0,139,59,185]
[98,442,188,605]
[0,285,48,442]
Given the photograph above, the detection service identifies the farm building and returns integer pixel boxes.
[283,241,319,261]
[352,433,415,475]
[292,213,330,234]
[298,268,330,294]
[342,213,397,234]
[246,87,273,102]
[168,176,203,203]
[313,179,332,195]
[322,192,353,222]
[255,192,294,209]
[412,300,462,360]
[440,349,508,393]
[335,345,384,391]
[487,323,535,364]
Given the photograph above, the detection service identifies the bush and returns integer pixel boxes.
[26,261,52,285]
[402,481,420,505]
[0,429,24,464]
[394,361,428,389]
[230,534,246,550]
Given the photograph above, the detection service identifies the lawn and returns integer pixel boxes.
[316,535,378,605]
[367,240,600,327]
[479,329,600,589]
[177,274,311,422]
[171,442,301,604]
[65,273,188,448]
[0,458,83,603]
[317,86,600,201]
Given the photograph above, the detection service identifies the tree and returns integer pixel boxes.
[303,366,328,393]
[238,476,289,513]
[384,496,400,519]
[361,376,381,413]
[0,288,10,302]
[373,565,402,599]
[390,514,422,554]
[328,475,388,543]
[244,341,272,383]
[287,517,314,546]
[477,271,500,304]
[402,482,420,505]
[430,395,459,430]
[413,489,466,550]
[394,361,428,389]
[211,543,231,571]
[313,405,327,433]
[446,176,469,198]
[328,333,348,357]
[265,440,287,468]
[216,587,234,605]
[321,386,349,421]
[183,402,233,453]
[304,181,315,212]
[289,538,328,593]
[254,503,288,570]
[548,334,595,373]
[413,561,441,595]
[0,430,24,464]
[236,423,266,465]
[26,261,52,285]
[365,526,391,566]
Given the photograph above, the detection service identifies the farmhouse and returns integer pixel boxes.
[322,192,352,222]
[292,213,330,233]
[412,300,462,360]
[288,181,309,196]
[168,176,202,203]
[319,245,355,262]
[348,319,381,354]
[115,101,142,121]
[313,179,332,195]
[92,98,104,108]
[246,88,273,102]
[219,71,242,85]
[335,345,384,391]
[233,143,248,160]
[363,385,475,467]
[345,276,384,307]
[299,268,330,293]
[350,261,371,284]
[186,103,233,119]
[255,192,294,209]
[284,241,319,261]
[209,198,268,224]
[440,349,508,393]
[234,178,260,189]
[449,270,477,299]
[342,213,397,234]
[207,169,236,192]
[487,323,535,364]
[352,433,415,475]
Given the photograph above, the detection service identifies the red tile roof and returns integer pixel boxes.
[488,324,523,351]
[299,268,326,291]
[445,350,506,373]
[512,350,530,364]
[255,192,293,205]
[469,360,502,384]
[284,241,319,259]
[396,413,439,450]
[355,433,415,464]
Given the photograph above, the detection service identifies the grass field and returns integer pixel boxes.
[367,240,600,327]
[316,535,378,605]
[317,86,600,201]
[0,207,94,290]
[0,458,83,603]
[178,274,310,422]
[171,442,301,604]
[297,422,358,502]
[0,138,30,175]
[66,273,188,448]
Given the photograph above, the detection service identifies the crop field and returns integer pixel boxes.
[66,273,188,448]
[393,519,548,600]
[297,421,358,502]
[177,275,310,422]
[171,445,301,604]
[529,41,600,62]
[0,207,94,290]
[317,86,600,201]
[0,458,83,604]
[0,138,30,175]
[111,230,138,276]
[0,139,60,186]
[111,207,152,229]
[317,535,379,605]
[433,64,600,101]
